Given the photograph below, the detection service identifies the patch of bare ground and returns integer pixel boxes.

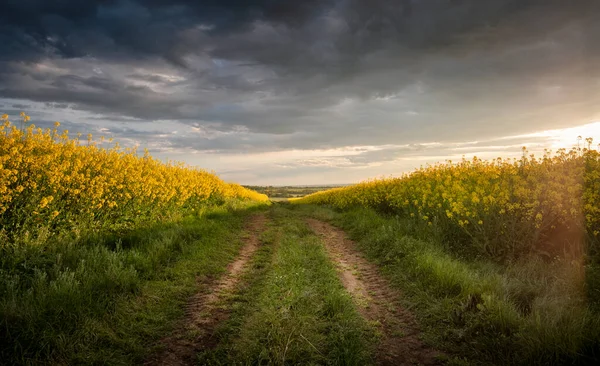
[306,218,442,366]
[146,214,268,366]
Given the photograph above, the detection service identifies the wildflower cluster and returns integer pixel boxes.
[0,113,268,244]
[295,146,600,261]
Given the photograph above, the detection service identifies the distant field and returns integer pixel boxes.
[243,185,346,200]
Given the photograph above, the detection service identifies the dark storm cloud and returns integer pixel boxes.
[0,0,599,157]
[0,0,335,64]
[2,0,593,69]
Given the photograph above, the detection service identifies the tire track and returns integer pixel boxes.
[307,218,442,366]
[147,213,268,366]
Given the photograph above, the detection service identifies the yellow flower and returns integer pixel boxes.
[39,197,49,209]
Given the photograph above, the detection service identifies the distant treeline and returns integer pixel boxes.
[244,185,344,198]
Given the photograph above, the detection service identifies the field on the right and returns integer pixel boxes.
[292,145,600,365]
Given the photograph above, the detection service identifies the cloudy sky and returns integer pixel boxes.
[1,0,599,185]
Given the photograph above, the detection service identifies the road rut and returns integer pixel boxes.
[307,218,442,366]
[147,214,267,366]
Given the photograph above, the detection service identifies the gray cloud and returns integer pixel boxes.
[0,0,599,184]
[11,103,31,109]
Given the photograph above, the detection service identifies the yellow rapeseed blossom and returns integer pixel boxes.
[294,145,600,260]
[0,113,268,240]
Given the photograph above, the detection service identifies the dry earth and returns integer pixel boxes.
[307,218,442,366]
[146,214,267,366]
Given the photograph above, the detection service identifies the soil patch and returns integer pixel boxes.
[146,214,268,366]
[306,218,442,366]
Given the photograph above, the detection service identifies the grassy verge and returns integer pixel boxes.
[0,202,266,365]
[200,205,374,365]
[292,204,600,365]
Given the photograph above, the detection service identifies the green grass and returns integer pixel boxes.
[291,204,600,365]
[199,205,374,365]
[0,202,267,365]
[8,199,597,365]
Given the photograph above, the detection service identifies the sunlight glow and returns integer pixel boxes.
[506,121,600,149]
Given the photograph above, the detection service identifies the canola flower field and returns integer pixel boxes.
[0,113,268,246]
[0,113,269,364]
[292,143,600,364]
[1,111,599,364]
[294,144,600,262]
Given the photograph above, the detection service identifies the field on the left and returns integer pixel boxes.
[0,113,270,364]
